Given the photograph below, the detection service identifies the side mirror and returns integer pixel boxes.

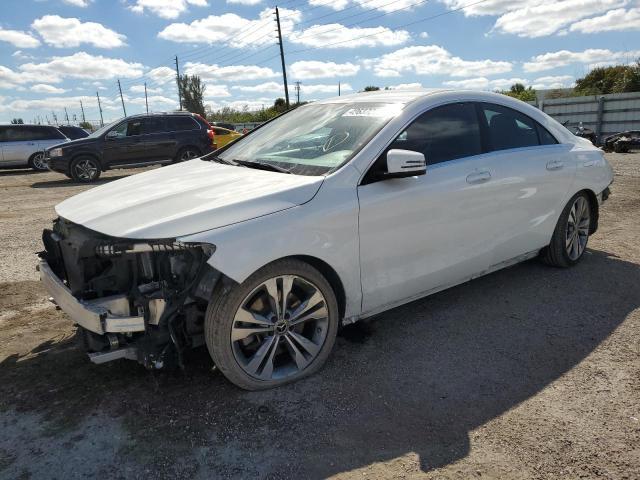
[386,149,426,178]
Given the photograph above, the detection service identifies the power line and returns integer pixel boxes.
[287,0,491,55]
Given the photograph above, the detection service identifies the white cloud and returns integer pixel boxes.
[308,0,348,9]
[129,0,208,19]
[569,7,640,33]
[441,0,532,17]
[0,65,42,89]
[531,75,575,90]
[32,15,126,48]
[203,84,232,97]
[289,23,410,48]
[159,8,300,46]
[62,0,92,6]
[0,28,40,48]
[366,45,512,78]
[491,0,626,37]
[301,83,351,94]
[31,84,67,94]
[130,85,164,94]
[523,48,640,72]
[387,82,423,90]
[419,32,429,38]
[12,50,36,60]
[290,60,360,80]
[232,82,283,93]
[147,66,176,85]
[227,0,262,4]
[20,52,144,82]
[184,62,279,82]
[442,77,530,90]
[352,0,419,13]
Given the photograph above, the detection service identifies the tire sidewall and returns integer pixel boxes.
[205,259,339,390]
[70,156,101,182]
[557,192,591,266]
[29,152,48,171]
[175,147,201,163]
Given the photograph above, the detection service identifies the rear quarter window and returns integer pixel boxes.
[167,116,200,131]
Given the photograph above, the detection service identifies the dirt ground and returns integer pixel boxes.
[0,156,638,479]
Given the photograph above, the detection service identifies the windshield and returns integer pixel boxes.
[217,102,403,176]
[87,118,122,138]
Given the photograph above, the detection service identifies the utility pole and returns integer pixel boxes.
[144,82,149,113]
[175,55,182,110]
[274,7,290,108]
[64,107,69,123]
[52,111,58,126]
[96,91,104,126]
[80,100,86,123]
[338,81,341,96]
[117,79,127,116]
[294,81,301,104]
[45,114,50,125]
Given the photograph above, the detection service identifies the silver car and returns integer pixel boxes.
[0,125,68,171]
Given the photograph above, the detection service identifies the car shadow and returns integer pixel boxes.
[0,168,41,177]
[30,174,131,189]
[0,248,636,478]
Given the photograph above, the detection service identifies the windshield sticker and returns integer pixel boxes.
[342,105,401,118]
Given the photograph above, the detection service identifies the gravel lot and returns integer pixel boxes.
[0,155,638,479]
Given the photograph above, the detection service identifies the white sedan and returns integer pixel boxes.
[40,90,613,389]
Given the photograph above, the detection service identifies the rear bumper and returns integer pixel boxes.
[38,258,145,335]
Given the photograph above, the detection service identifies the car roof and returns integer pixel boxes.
[314,89,451,106]
[125,111,199,119]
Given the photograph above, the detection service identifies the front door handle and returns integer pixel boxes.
[546,160,564,170]
[466,171,491,184]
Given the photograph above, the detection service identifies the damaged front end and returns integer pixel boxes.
[38,218,220,368]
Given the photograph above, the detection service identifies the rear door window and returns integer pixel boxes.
[143,117,167,134]
[480,103,541,151]
[167,116,199,131]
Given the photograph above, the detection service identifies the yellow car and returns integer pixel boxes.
[213,127,243,149]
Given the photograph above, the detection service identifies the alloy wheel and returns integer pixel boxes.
[32,153,47,171]
[180,149,199,161]
[566,196,590,261]
[74,159,98,181]
[231,275,329,381]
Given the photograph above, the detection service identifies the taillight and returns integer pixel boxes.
[207,128,215,144]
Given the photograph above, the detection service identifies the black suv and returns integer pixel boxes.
[46,112,214,182]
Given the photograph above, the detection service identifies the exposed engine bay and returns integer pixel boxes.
[39,217,221,368]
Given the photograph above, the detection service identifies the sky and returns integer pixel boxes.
[0,0,638,124]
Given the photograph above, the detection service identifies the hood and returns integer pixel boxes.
[55,159,324,239]
[48,136,95,151]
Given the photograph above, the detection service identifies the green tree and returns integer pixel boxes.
[178,74,206,116]
[500,83,537,102]
[79,121,93,131]
[574,62,640,95]
[10,118,24,124]
[363,86,380,92]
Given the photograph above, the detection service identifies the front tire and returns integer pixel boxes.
[542,192,591,267]
[70,156,101,182]
[204,259,339,390]
[28,152,48,171]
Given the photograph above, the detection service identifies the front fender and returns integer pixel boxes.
[179,166,362,318]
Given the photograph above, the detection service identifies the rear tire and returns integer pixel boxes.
[70,156,101,183]
[542,192,591,267]
[204,259,339,390]
[28,152,48,172]
[175,147,201,163]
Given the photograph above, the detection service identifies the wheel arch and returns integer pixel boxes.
[288,254,347,320]
[578,188,599,234]
[71,151,103,170]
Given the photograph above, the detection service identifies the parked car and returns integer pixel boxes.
[603,130,640,153]
[57,125,90,140]
[39,90,613,390]
[0,124,68,171]
[45,112,215,182]
[210,121,237,131]
[212,126,242,148]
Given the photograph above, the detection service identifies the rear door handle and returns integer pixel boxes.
[582,160,596,167]
[466,171,491,184]
[546,160,564,170]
